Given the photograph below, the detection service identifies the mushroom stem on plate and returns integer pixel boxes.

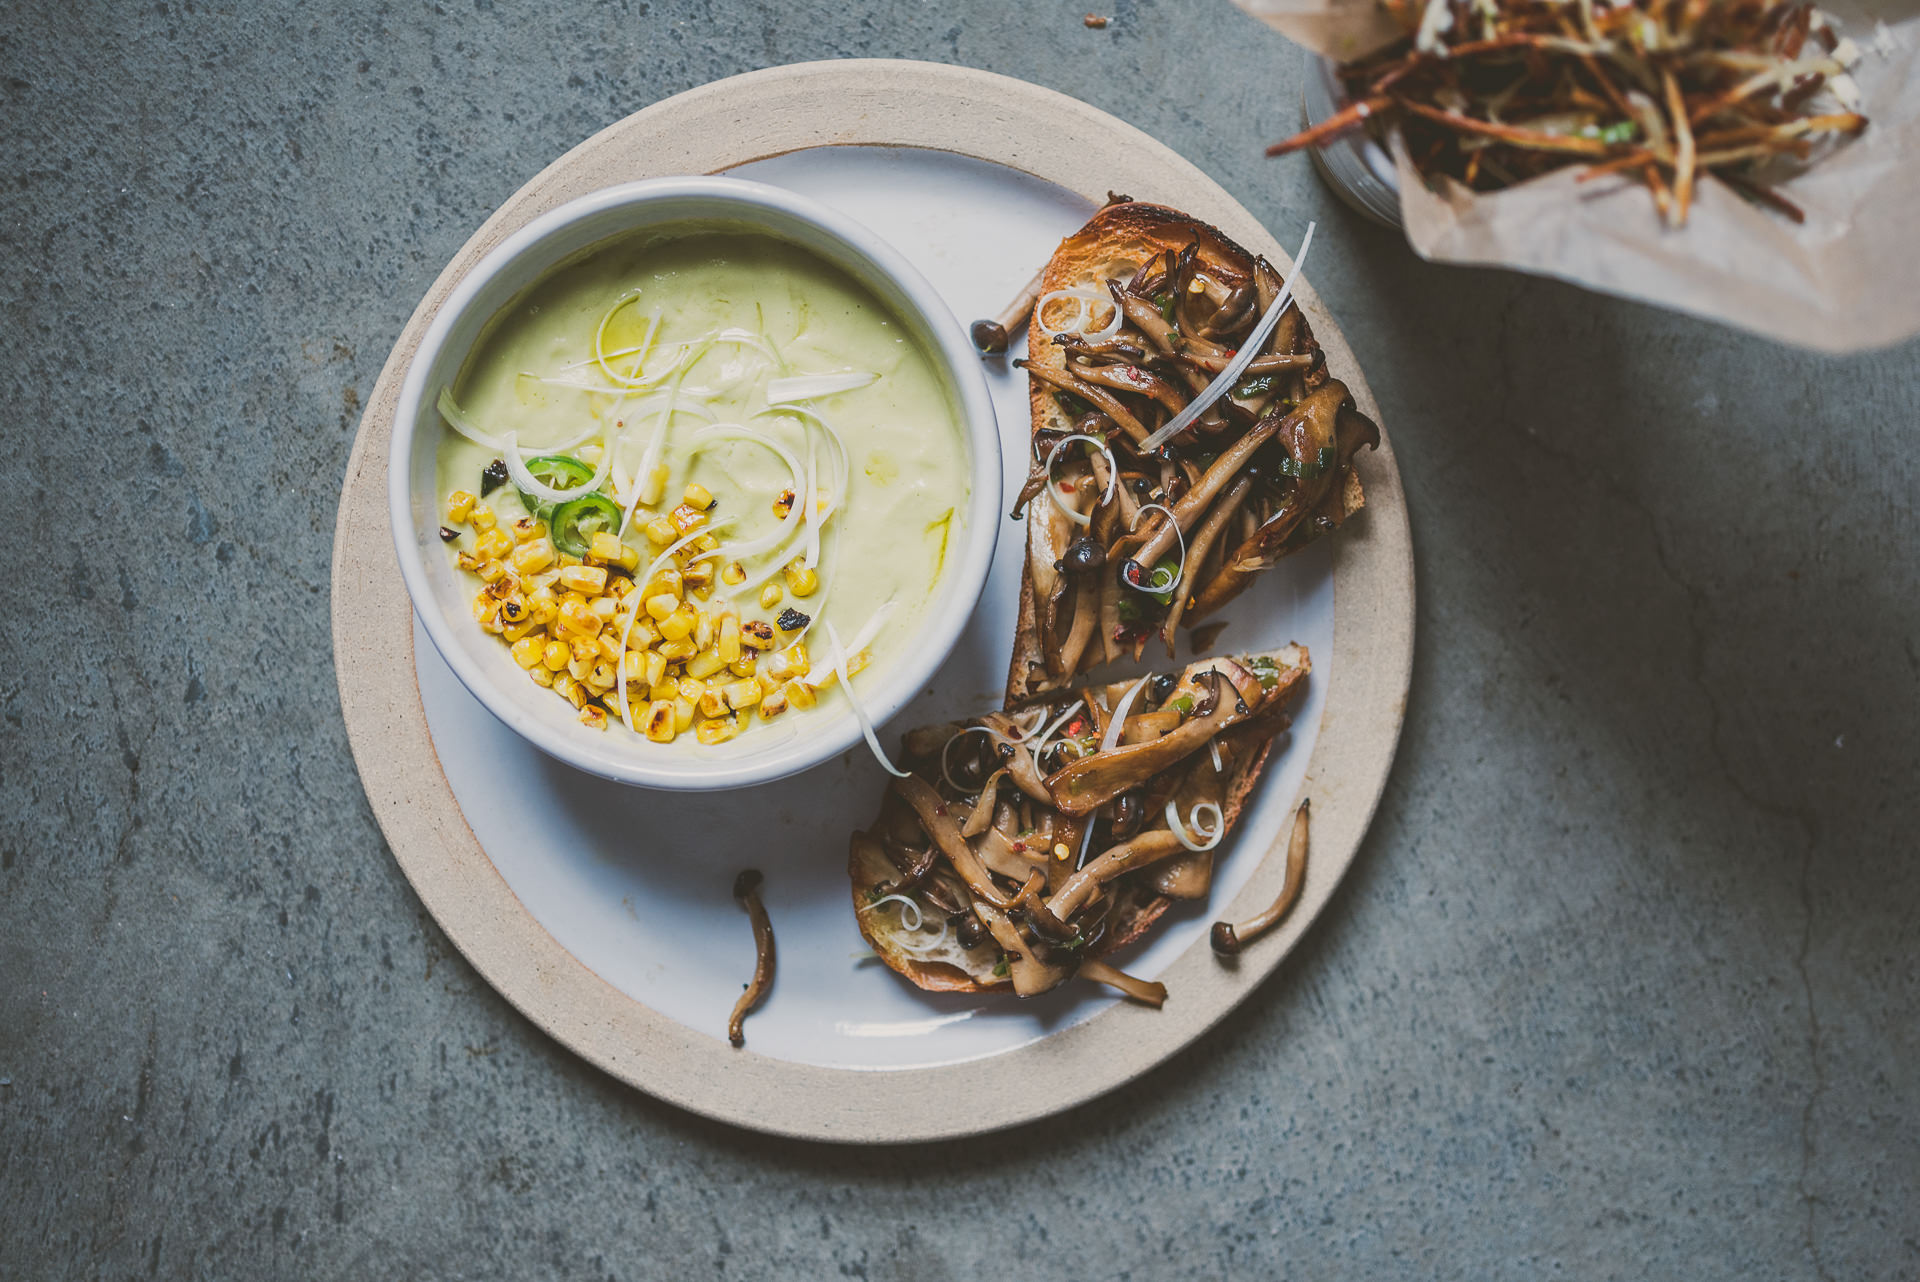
[1210,799,1309,956]
[728,870,776,1047]
[970,266,1046,355]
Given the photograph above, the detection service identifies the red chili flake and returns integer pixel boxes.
[1059,481,1076,493]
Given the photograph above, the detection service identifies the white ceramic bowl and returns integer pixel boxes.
[388,176,1001,791]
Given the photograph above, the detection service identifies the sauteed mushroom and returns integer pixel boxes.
[1005,204,1378,701]
[848,647,1312,1004]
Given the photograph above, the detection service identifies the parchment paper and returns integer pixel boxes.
[1238,0,1920,352]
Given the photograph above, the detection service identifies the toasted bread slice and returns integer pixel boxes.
[849,645,1309,997]
[1004,201,1376,706]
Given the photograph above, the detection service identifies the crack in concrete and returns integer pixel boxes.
[1489,317,1830,1278]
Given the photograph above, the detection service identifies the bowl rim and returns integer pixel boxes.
[386,174,1002,791]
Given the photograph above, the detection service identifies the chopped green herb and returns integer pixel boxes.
[1145,557,1180,605]
[1234,373,1278,399]
[1598,120,1637,144]
[865,887,885,905]
[1317,445,1337,472]
[1249,655,1280,689]
[992,957,1010,977]
[1170,694,1194,715]
[1117,595,1145,624]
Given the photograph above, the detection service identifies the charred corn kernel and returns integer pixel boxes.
[644,700,676,742]
[647,679,678,702]
[476,559,508,586]
[759,583,783,609]
[596,632,624,662]
[620,650,648,681]
[673,697,696,732]
[588,596,618,623]
[643,515,675,546]
[647,567,683,598]
[783,560,818,597]
[687,648,726,680]
[644,650,668,688]
[558,565,607,595]
[615,544,641,572]
[579,705,608,731]
[502,619,537,643]
[682,482,714,510]
[697,688,729,719]
[728,651,758,679]
[720,561,746,586]
[785,680,817,710]
[668,503,706,536]
[563,677,589,710]
[485,574,519,601]
[552,670,577,699]
[529,596,559,628]
[659,602,697,642]
[658,637,696,662]
[469,504,497,533]
[740,620,776,651]
[759,685,789,719]
[542,640,570,672]
[675,676,707,704]
[528,664,554,688]
[722,679,762,711]
[557,598,600,637]
[588,661,617,691]
[639,463,670,506]
[510,636,545,669]
[446,490,477,523]
[510,537,556,575]
[567,650,593,682]
[694,610,715,652]
[456,551,481,572]
[772,489,795,520]
[627,619,659,650]
[767,643,808,680]
[683,559,714,591]
[644,592,678,622]
[471,592,498,624]
[510,516,543,544]
[609,574,637,600]
[589,531,625,563]
[717,614,741,664]
[695,717,739,746]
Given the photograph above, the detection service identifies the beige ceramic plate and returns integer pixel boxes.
[331,59,1414,1143]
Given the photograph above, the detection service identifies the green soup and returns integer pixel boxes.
[434,228,969,747]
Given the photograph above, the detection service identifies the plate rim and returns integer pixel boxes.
[330,57,1416,1144]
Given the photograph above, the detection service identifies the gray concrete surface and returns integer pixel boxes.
[3,2,1915,1278]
